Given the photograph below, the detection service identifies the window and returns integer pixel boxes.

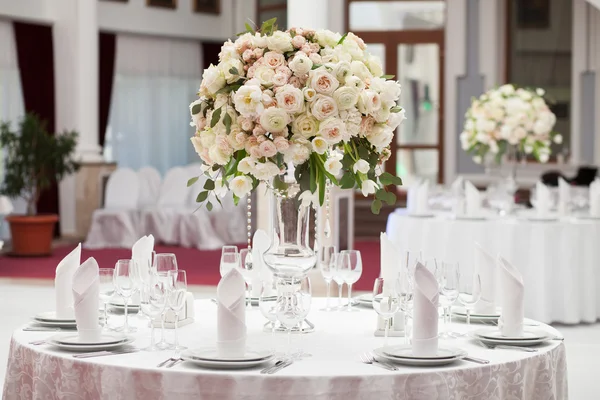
[257,0,287,30]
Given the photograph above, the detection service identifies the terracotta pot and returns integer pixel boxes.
[5,214,59,256]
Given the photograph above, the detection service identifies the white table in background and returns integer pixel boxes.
[3,299,567,400]
[387,208,600,324]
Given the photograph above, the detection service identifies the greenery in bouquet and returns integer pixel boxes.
[188,19,405,214]
[460,84,562,164]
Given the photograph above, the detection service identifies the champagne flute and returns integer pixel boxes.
[98,268,115,331]
[258,280,279,351]
[319,245,336,311]
[113,260,136,333]
[167,270,188,352]
[372,277,401,347]
[458,274,482,327]
[438,261,460,338]
[154,253,178,349]
[340,250,362,312]
[140,276,167,351]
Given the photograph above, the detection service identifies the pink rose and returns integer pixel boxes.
[200,148,212,164]
[259,140,278,157]
[249,145,262,158]
[253,48,264,58]
[238,116,254,132]
[360,116,375,136]
[288,76,303,89]
[242,49,254,62]
[309,53,322,64]
[264,52,286,69]
[253,126,266,136]
[293,27,304,36]
[292,35,307,49]
[276,66,292,77]
[235,131,248,144]
[215,135,232,153]
[272,73,289,87]
[273,136,290,151]
[310,43,320,53]
[301,44,312,54]
[257,135,267,143]
[247,65,257,78]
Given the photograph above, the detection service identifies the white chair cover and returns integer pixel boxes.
[137,167,161,209]
[85,168,140,249]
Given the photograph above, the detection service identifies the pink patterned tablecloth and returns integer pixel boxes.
[3,299,568,400]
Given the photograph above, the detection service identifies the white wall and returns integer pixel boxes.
[0,0,53,24]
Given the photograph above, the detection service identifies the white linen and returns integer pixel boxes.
[72,257,101,342]
[4,298,568,400]
[132,235,154,282]
[379,232,400,294]
[251,229,271,296]
[217,269,246,358]
[407,180,429,215]
[473,242,497,314]
[497,256,525,337]
[54,244,82,319]
[386,209,599,324]
[535,182,551,217]
[465,181,481,216]
[558,178,570,216]
[412,262,439,356]
[451,177,465,215]
[590,178,600,216]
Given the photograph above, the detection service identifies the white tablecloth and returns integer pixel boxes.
[3,299,567,400]
[387,209,600,324]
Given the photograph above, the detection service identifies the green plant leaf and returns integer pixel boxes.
[311,64,322,70]
[203,179,215,190]
[233,194,240,206]
[371,199,382,215]
[196,191,209,203]
[191,104,201,115]
[340,173,355,189]
[381,74,395,79]
[229,67,239,76]
[375,188,387,201]
[390,106,403,113]
[245,22,254,32]
[210,107,222,128]
[206,201,213,211]
[223,113,232,135]
[379,172,402,186]
[309,161,317,193]
[187,176,199,187]
[318,167,326,205]
[337,33,348,45]
[384,191,397,206]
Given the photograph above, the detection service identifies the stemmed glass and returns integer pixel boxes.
[139,275,167,351]
[458,274,482,328]
[154,253,178,349]
[319,245,336,311]
[372,277,401,347]
[238,248,254,305]
[113,260,137,333]
[167,269,188,352]
[220,248,240,278]
[275,276,312,358]
[98,268,115,330]
[332,259,346,310]
[438,261,460,338]
[258,280,279,350]
[339,250,362,312]
[398,271,414,345]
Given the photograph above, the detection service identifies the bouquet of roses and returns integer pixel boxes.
[188,19,405,214]
[460,84,562,164]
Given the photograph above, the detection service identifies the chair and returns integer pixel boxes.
[137,167,161,210]
[569,166,598,186]
[85,168,140,249]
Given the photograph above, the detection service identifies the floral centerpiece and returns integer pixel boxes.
[460,84,562,165]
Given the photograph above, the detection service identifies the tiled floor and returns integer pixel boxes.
[0,278,599,398]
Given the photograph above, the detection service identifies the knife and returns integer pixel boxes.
[463,356,490,364]
[260,359,286,374]
[73,348,139,358]
[267,359,294,374]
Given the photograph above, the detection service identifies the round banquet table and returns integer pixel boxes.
[386,208,600,324]
[3,299,567,400]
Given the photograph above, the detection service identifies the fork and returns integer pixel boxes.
[157,357,180,367]
[476,340,538,352]
[359,352,397,371]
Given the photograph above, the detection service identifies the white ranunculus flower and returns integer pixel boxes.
[380,80,402,103]
[360,180,378,196]
[367,124,393,150]
[554,134,563,144]
[311,95,339,121]
[266,31,293,53]
[350,60,373,81]
[230,176,253,198]
[209,144,230,165]
[332,61,352,83]
[251,32,267,48]
[252,161,280,180]
[220,58,244,84]
[288,53,313,76]
[353,159,370,175]
[318,117,346,144]
[200,64,226,95]
[292,114,319,138]
[311,136,328,154]
[357,90,382,114]
[324,157,343,176]
[254,66,276,87]
[233,84,265,116]
[259,107,290,133]
[387,109,406,130]
[238,157,256,174]
[314,29,341,48]
[275,85,304,114]
[345,76,366,91]
[333,86,359,110]
[365,55,383,77]
[309,68,340,95]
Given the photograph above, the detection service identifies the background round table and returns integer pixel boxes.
[3,299,567,400]
[386,208,600,324]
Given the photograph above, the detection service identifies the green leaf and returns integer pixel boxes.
[187,176,199,187]
[260,17,277,34]
[371,199,382,215]
[337,33,348,45]
[191,104,201,115]
[379,172,402,186]
[381,74,395,80]
[223,112,232,135]
[340,173,355,189]
[309,160,317,193]
[203,179,215,190]
[233,194,240,206]
[384,191,397,206]
[229,67,239,76]
[214,196,223,208]
[210,107,222,128]
[390,106,403,113]
[311,64,322,70]
[318,167,326,206]
[375,188,387,201]
[196,191,209,203]
[206,201,213,211]
[245,22,254,32]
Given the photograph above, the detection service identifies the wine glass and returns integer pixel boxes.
[372,277,401,347]
[238,248,254,305]
[154,253,177,349]
[339,250,362,312]
[167,269,188,352]
[98,268,115,331]
[438,261,460,338]
[398,273,414,345]
[458,274,482,327]
[275,277,312,358]
[113,259,137,333]
[332,253,346,310]
[258,280,279,350]
[319,245,336,311]
[220,249,240,278]
[139,276,167,351]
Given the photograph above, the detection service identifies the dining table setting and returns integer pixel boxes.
[3,231,568,400]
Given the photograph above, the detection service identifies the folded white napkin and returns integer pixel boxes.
[451,177,465,215]
[558,178,570,216]
[0,196,13,214]
[251,229,271,296]
[217,269,246,357]
[535,182,551,217]
[465,181,481,216]
[55,244,82,319]
[590,179,600,217]
[73,257,101,342]
[497,256,524,337]
[473,243,496,314]
[412,262,439,356]
[132,235,154,283]
[409,180,429,215]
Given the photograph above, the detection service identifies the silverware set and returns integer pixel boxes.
[73,348,139,358]
[157,357,183,368]
[260,358,294,374]
[475,340,538,352]
[359,352,397,371]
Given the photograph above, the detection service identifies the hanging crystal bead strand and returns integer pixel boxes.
[324,180,331,239]
[245,196,253,270]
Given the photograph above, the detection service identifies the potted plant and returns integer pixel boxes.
[0,113,79,256]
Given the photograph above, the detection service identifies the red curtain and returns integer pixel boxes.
[99,32,116,148]
[13,21,59,232]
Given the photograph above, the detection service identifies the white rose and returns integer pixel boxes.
[309,68,340,95]
[220,58,244,84]
[314,29,341,48]
[499,84,515,96]
[311,95,339,120]
[251,33,267,48]
[230,176,253,198]
[365,55,383,77]
[233,84,265,116]
[292,114,319,138]
[275,85,304,114]
[333,86,359,110]
[350,60,373,81]
[533,120,550,136]
[200,129,216,148]
[238,157,256,174]
[200,64,226,95]
[303,88,317,102]
[345,76,366,91]
[266,31,293,53]
[353,159,370,175]
[360,180,378,196]
[554,134,563,144]
[254,66,275,87]
[318,117,346,144]
[357,90,382,114]
[190,136,204,157]
[324,157,343,176]
[209,144,230,165]
[381,80,402,103]
[259,107,290,132]
[285,143,311,165]
[332,61,352,83]
[517,88,532,101]
[367,124,393,150]
[219,41,238,62]
[311,137,328,154]
[252,161,280,180]
[387,109,406,130]
[288,53,313,76]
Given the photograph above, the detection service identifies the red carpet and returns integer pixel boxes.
[0,241,380,291]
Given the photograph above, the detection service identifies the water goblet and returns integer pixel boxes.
[293,277,312,359]
[333,253,347,310]
[458,274,482,328]
[140,277,167,351]
[372,277,401,347]
[438,261,460,338]
[98,268,115,330]
[319,245,337,311]
[167,270,188,352]
[339,250,362,312]
[153,254,177,349]
[113,259,137,334]
[275,277,312,358]
[398,275,414,345]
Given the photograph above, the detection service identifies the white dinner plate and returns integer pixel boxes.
[382,345,467,360]
[31,319,78,328]
[34,311,76,323]
[453,307,501,318]
[181,354,273,369]
[47,336,135,352]
[52,333,128,346]
[473,335,548,347]
[575,215,600,221]
[474,328,549,341]
[406,213,435,219]
[451,215,487,221]
[524,216,558,222]
[184,348,273,362]
[373,347,464,367]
